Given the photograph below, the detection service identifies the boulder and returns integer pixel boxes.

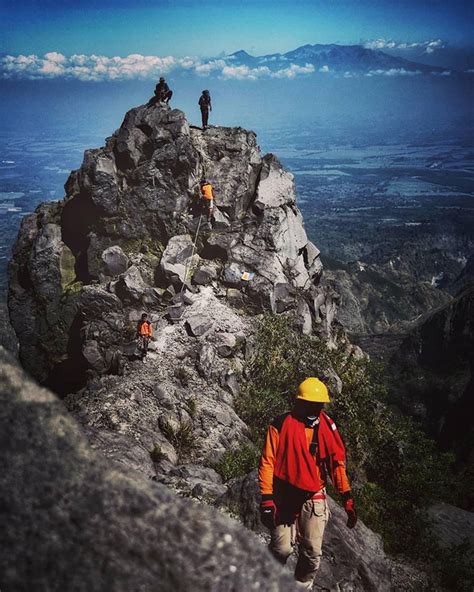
[186,315,214,338]
[215,333,237,357]
[116,265,148,302]
[0,348,297,592]
[159,235,197,288]
[428,502,474,548]
[101,245,129,277]
[192,266,217,286]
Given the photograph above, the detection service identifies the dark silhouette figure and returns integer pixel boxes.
[149,77,173,106]
[198,90,212,129]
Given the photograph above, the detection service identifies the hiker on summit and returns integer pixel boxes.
[259,377,357,590]
[198,90,212,129]
[149,77,173,105]
[200,179,215,223]
[136,313,153,360]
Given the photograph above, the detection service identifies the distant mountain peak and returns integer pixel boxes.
[230,49,254,59]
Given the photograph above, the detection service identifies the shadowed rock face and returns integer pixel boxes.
[8,103,337,392]
[388,286,474,470]
[0,347,297,592]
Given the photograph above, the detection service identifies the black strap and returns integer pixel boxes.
[309,423,319,456]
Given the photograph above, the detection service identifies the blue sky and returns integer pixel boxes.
[1,0,473,58]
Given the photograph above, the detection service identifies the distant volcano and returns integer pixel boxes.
[226,43,447,73]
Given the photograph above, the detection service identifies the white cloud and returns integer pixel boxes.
[271,63,315,79]
[1,52,319,82]
[0,51,445,82]
[194,59,227,76]
[220,64,271,80]
[364,38,445,54]
[365,68,422,77]
[432,70,451,76]
[44,52,67,63]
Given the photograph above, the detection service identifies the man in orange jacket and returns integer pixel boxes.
[200,179,214,223]
[259,377,357,589]
[136,313,153,360]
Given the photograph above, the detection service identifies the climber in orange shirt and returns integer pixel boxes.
[136,313,153,360]
[259,377,357,590]
[200,179,214,223]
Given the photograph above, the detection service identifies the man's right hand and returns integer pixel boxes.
[260,498,276,530]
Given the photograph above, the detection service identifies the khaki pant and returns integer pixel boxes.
[269,495,330,584]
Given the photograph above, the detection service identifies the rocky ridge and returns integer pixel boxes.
[7,102,397,589]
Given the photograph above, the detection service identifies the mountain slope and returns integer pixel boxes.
[228,43,445,73]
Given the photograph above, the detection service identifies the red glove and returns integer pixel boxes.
[344,495,357,529]
[260,497,276,530]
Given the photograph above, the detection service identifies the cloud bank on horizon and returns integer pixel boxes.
[1,41,459,82]
[1,52,318,82]
[363,38,445,54]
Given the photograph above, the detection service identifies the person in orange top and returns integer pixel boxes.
[136,313,153,360]
[259,377,357,590]
[200,179,214,223]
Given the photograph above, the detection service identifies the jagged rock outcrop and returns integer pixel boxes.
[0,347,296,591]
[8,103,337,392]
[6,102,390,591]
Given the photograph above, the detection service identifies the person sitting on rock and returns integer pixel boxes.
[198,90,212,129]
[136,313,153,360]
[149,77,173,106]
[200,179,215,223]
[259,377,357,590]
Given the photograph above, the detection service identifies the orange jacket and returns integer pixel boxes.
[259,417,351,497]
[137,320,153,338]
[201,183,214,201]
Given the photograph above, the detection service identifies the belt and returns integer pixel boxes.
[311,493,326,500]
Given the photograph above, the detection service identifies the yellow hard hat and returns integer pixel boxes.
[296,377,330,403]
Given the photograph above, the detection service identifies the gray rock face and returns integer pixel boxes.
[0,348,297,592]
[219,470,393,592]
[428,502,474,548]
[101,245,129,277]
[8,102,336,388]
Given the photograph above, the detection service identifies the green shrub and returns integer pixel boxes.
[149,442,166,463]
[436,540,474,592]
[214,445,260,482]
[161,419,196,462]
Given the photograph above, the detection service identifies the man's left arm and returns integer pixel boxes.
[333,462,357,529]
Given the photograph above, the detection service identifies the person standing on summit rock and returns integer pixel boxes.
[198,90,212,129]
[259,377,357,590]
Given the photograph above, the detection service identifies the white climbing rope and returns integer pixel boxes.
[181,213,203,293]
